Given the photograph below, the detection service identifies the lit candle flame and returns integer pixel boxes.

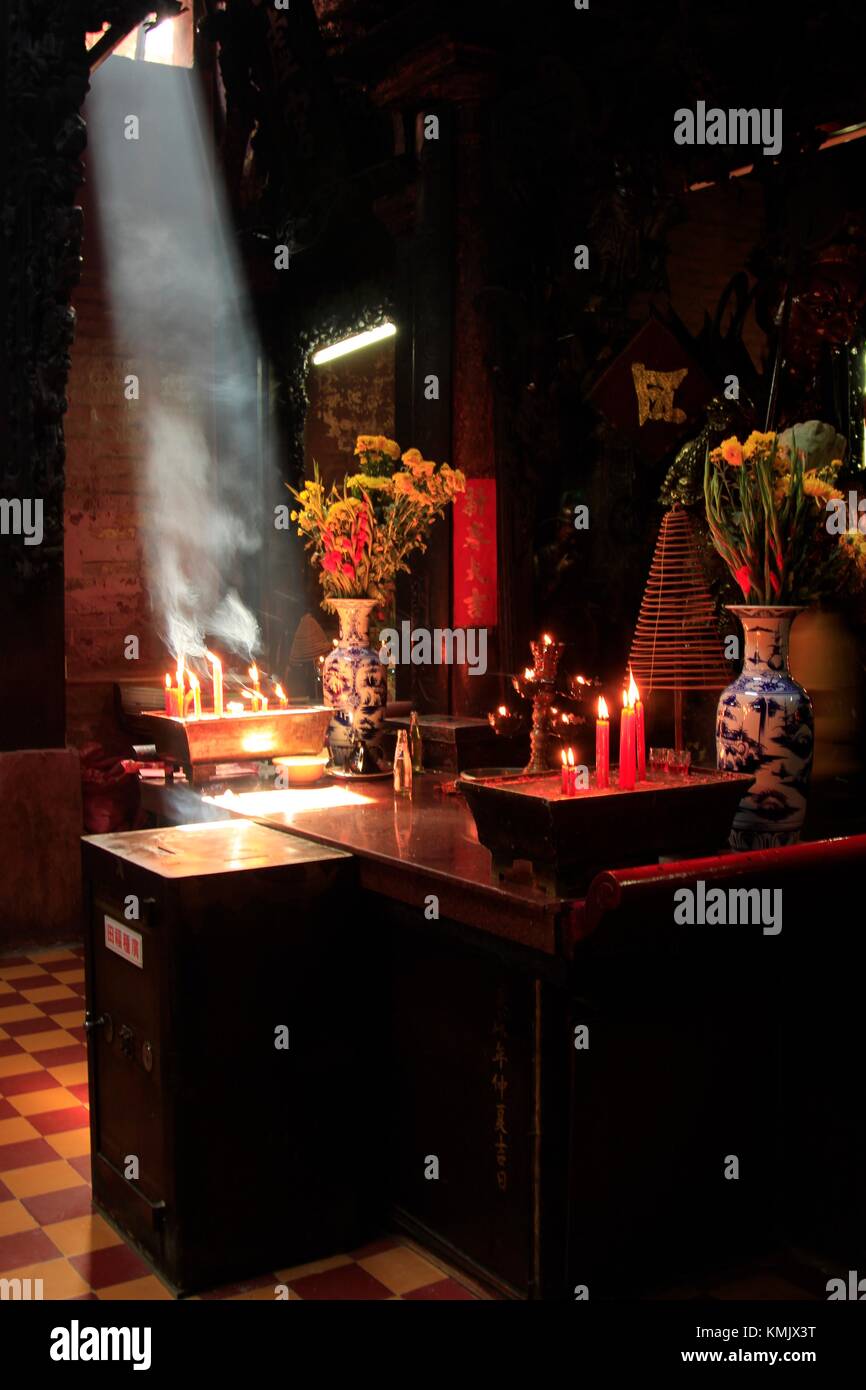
[165,673,171,690]
[567,747,575,767]
[205,648,221,671]
[542,633,552,646]
[249,664,259,688]
[598,695,609,720]
[628,668,640,705]
[524,667,534,681]
[498,704,507,716]
[622,689,629,709]
[275,683,288,707]
[561,749,567,766]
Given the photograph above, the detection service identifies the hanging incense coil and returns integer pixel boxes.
[628,505,730,692]
[289,613,331,665]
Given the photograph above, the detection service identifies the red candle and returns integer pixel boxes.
[561,748,569,795]
[630,669,646,782]
[596,695,610,789]
[566,746,575,796]
[619,689,636,791]
[164,673,172,715]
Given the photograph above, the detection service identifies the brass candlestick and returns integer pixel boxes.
[522,635,564,775]
[489,636,597,776]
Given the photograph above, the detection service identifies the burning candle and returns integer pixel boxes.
[249,664,261,712]
[543,633,552,647]
[596,695,610,789]
[274,683,288,709]
[169,656,185,718]
[206,650,223,719]
[630,669,646,781]
[190,673,201,720]
[566,746,576,796]
[619,688,636,791]
[164,673,172,715]
[561,748,569,795]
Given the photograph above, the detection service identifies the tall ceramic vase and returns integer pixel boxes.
[716,605,814,850]
[322,598,388,764]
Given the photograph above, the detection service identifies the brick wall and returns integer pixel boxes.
[64,146,186,751]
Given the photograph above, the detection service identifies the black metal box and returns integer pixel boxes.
[82,820,379,1295]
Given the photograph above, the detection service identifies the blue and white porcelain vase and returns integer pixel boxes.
[716,605,814,850]
[322,598,387,763]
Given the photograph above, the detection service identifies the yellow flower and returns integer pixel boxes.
[290,510,298,521]
[802,471,843,503]
[718,437,744,468]
[401,447,422,467]
[346,474,394,493]
[355,434,402,459]
[299,490,308,502]
[742,430,777,461]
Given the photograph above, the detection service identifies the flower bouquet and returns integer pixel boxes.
[288,435,466,604]
[287,435,465,769]
[704,421,864,848]
[703,422,864,603]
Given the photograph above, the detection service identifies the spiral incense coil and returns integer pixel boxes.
[628,506,729,692]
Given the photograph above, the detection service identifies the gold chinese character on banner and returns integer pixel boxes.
[631,363,688,426]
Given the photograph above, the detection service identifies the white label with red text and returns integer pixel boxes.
[104,915,143,968]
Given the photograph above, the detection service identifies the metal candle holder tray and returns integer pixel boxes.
[459,767,755,896]
[138,707,331,784]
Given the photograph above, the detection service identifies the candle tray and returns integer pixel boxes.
[138,707,331,784]
[460,768,755,896]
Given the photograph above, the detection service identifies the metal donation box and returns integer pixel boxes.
[82,820,377,1295]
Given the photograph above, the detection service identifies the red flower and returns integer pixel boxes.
[734,564,753,600]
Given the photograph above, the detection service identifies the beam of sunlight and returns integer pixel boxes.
[87,58,271,666]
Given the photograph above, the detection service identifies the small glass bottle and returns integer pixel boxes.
[408,711,423,773]
[393,729,413,797]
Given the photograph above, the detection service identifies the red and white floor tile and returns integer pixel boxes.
[0,947,483,1301]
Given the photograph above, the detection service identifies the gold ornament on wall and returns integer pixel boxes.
[631,363,688,426]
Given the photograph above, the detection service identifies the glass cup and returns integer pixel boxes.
[670,748,692,777]
[649,746,669,774]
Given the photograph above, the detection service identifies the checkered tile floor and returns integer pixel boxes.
[0,947,482,1301]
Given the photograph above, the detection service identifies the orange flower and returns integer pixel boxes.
[719,437,744,468]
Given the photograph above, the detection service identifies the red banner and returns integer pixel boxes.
[453,478,497,628]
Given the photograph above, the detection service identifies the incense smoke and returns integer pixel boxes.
[87,56,270,664]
